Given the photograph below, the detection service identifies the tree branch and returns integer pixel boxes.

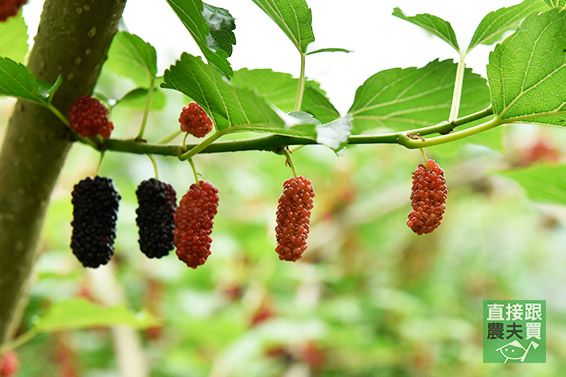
[96,107,495,157]
[0,0,127,343]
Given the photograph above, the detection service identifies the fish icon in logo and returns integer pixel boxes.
[496,340,539,363]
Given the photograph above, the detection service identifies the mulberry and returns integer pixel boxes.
[68,96,114,138]
[275,176,315,262]
[174,181,219,268]
[179,102,213,138]
[0,351,18,377]
[71,176,121,268]
[0,0,26,22]
[135,179,177,258]
[407,159,447,235]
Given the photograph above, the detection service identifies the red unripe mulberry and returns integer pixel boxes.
[407,159,447,235]
[179,102,213,138]
[0,351,18,377]
[174,180,219,268]
[68,96,114,138]
[0,0,27,22]
[275,176,315,261]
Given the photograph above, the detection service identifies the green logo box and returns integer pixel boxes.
[483,300,546,363]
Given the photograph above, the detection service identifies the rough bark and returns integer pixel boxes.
[0,0,127,343]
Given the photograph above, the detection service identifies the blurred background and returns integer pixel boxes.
[1,0,566,376]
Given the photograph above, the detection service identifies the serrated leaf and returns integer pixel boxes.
[0,57,57,104]
[487,10,566,126]
[392,7,459,52]
[467,0,546,52]
[499,164,566,204]
[543,0,566,8]
[116,87,167,111]
[0,11,28,63]
[231,68,340,123]
[166,0,233,77]
[162,54,315,137]
[252,0,315,53]
[34,299,159,332]
[202,3,236,57]
[104,32,157,88]
[316,115,353,151]
[348,59,490,133]
[307,47,352,55]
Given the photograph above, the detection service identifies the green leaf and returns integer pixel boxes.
[252,0,315,53]
[307,47,352,55]
[316,115,353,151]
[231,68,340,123]
[162,54,315,137]
[499,164,566,204]
[0,57,58,104]
[0,11,28,63]
[543,0,566,8]
[467,0,546,52]
[34,299,159,332]
[202,3,236,57]
[392,7,459,52]
[487,9,566,126]
[348,59,490,133]
[104,32,157,88]
[117,87,167,111]
[166,0,233,77]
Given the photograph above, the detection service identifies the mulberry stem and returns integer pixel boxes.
[282,148,298,178]
[182,132,189,149]
[95,152,105,175]
[147,154,158,180]
[188,158,200,188]
[157,130,182,144]
[135,76,155,141]
[420,148,428,168]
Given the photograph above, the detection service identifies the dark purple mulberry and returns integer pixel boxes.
[135,179,177,259]
[71,176,120,268]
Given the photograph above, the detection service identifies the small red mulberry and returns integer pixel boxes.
[0,351,18,377]
[179,102,213,138]
[275,176,315,262]
[407,159,447,235]
[68,96,114,138]
[0,0,27,22]
[174,180,219,268]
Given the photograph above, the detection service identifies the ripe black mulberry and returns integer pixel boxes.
[407,159,447,235]
[68,96,114,138]
[174,181,219,268]
[179,102,213,138]
[275,176,315,262]
[71,176,120,268]
[135,179,177,258]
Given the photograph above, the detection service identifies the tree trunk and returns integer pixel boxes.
[0,0,127,343]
